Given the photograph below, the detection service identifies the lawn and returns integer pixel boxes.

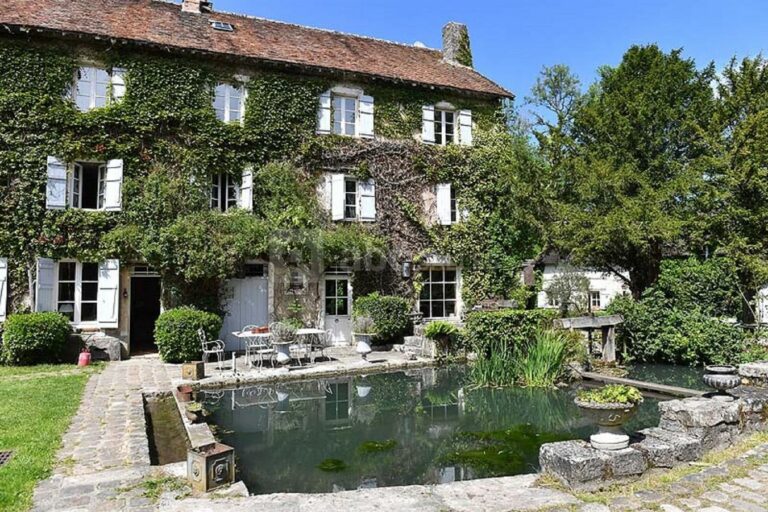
[0,363,102,511]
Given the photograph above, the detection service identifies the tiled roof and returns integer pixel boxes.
[0,0,512,98]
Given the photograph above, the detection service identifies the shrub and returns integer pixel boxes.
[652,257,741,317]
[514,330,569,388]
[464,309,556,357]
[577,384,643,405]
[353,293,411,343]
[1,312,71,365]
[154,307,222,363]
[424,320,461,356]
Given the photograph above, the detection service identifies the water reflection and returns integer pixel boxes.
[200,365,684,495]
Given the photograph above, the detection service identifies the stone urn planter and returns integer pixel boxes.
[703,365,741,401]
[353,316,375,361]
[575,385,643,451]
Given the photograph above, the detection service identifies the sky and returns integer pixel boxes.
[213,0,768,104]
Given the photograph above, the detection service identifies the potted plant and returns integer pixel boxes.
[424,320,460,358]
[575,384,643,451]
[353,316,376,361]
[270,321,297,365]
[185,401,205,423]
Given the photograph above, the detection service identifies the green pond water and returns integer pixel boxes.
[201,364,701,494]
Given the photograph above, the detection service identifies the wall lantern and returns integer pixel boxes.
[401,261,413,279]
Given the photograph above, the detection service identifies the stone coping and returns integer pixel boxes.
[176,356,438,391]
[167,390,217,451]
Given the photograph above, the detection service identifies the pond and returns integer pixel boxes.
[200,364,701,495]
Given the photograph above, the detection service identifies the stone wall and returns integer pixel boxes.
[540,389,768,490]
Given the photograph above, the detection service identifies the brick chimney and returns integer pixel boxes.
[442,22,473,68]
[181,0,213,13]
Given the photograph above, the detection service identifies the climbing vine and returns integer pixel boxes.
[0,36,539,315]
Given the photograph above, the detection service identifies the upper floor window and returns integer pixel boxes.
[321,173,376,222]
[317,87,374,139]
[46,157,123,211]
[213,83,245,124]
[434,109,456,145]
[210,170,253,212]
[422,105,472,146]
[73,66,125,112]
[435,183,465,225]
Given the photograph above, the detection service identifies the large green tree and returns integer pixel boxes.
[554,45,717,297]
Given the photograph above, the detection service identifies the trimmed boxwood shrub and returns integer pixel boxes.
[154,307,222,363]
[353,292,412,343]
[1,312,71,365]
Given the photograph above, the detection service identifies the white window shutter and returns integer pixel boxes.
[436,183,452,225]
[458,109,473,146]
[359,95,375,139]
[317,90,332,135]
[317,173,332,212]
[330,174,345,221]
[111,68,126,103]
[0,258,7,322]
[97,259,120,328]
[104,159,123,211]
[359,179,376,221]
[239,168,253,211]
[35,258,56,312]
[422,105,436,144]
[46,156,68,210]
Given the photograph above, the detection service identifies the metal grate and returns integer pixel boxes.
[0,451,13,467]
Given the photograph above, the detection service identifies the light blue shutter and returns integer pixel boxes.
[239,168,253,211]
[359,179,376,221]
[46,157,68,209]
[422,106,436,144]
[458,110,473,146]
[97,259,120,328]
[35,258,56,312]
[359,95,374,139]
[103,159,123,211]
[317,90,332,135]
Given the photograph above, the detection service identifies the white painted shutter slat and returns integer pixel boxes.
[330,174,345,221]
[422,105,436,144]
[239,168,253,211]
[104,159,123,211]
[35,258,56,312]
[359,179,376,221]
[97,259,120,327]
[317,90,332,135]
[436,183,452,225]
[111,68,126,103]
[458,109,473,146]
[0,258,7,322]
[359,95,375,139]
[46,156,68,210]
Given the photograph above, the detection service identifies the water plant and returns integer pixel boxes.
[513,329,569,388]
[577,384,643,404]
[316,458,348,472]
[358,439,397,454]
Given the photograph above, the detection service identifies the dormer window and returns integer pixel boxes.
[73,66,125,112]
[210,20,234,32]
[213,83,245,124]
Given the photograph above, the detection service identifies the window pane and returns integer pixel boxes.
[58,303,75,321]
[444,269,456,282]
[325,298,336,315]
[336,298,348,316]
[82,282,98,301]
[82,263,98,281]
[344,110,355,124]
[58,283,75,302]
[333,121,342,134]
[81,303,97,322]
[431,283,444,300]
[431,302,444,318]
[59,262,76,281]
[444,283,456,301]
[431,269,443,282]
[345,180,356,193]
[345,206,356,219]
[325,279,336,297]
[333,97,343,111]
[420,285,429,299]
[421,270,431,282]
[336,280,347,297]
[445,301,456,316]
[76,94,91,112]
[420,301,430,317]
[344,123,355,136]
[445,112,454,124]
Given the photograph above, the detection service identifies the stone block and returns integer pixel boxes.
[637,427,702,463]
[659,398,742,430]
[181,362,205,381]
[539,440,647,490]
[187,443,235,493]
[739,362,768,385]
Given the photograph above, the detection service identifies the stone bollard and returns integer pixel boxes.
[182,362,205,381]
[187,442,235,492]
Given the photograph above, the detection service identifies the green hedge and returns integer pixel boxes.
[1,312,71,365]
[464,309,557,355]
[154,307,222,363]
[353,293,412,343]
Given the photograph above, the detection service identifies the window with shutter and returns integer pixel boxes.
[434,110,456,146]
[210,173,240,212]
[435,183,453,225]
[67,161,121,211]
[73,66,125,112]
[458,109,473,146]
[333,95,358,136]
[35,258,56,312]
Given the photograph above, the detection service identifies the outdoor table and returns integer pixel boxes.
[296,328,326,363]
[232,331,271,367]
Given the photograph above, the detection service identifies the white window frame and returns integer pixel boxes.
[213,83,246,124]
[590,290,602,309]
[332,93,358,137]
[70,162,108,210]
[343,177,358,221]
[434,109,457,146]
[210,173,240,212]
[73,66,124,112]
[419,265,460,319]
[56,260,99,326]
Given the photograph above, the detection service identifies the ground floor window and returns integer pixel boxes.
[57,261,98,323]
[419,265,458,319]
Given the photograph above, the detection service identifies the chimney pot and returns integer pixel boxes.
[442,22,473,68]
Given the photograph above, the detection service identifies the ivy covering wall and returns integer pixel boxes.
[0,37,542,315]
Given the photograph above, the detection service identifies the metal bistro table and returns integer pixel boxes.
[233,331,272,368]
[296,328,326,364]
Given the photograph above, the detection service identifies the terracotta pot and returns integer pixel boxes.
[177,385,194,402]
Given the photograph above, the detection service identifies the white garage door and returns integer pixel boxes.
[220,263,269,352]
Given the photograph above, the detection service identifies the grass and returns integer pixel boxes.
[0,363,101,511]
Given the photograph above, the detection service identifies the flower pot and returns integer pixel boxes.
[703,365,740,401]
[354,333,373,361]
[177,385,194,402]
[575,398,641,451]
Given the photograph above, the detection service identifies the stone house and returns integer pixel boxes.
[0,0,511,356]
